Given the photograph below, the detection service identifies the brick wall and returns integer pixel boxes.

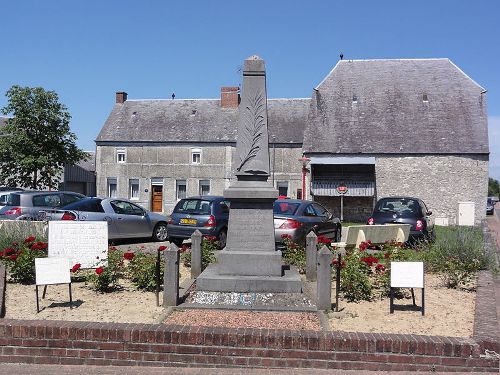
[0,272,497,371]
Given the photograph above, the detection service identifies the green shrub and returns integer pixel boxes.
[340,248,373,302]
[421,226,493,288]
[0,236,47,284]
[87,247,124,292]
[180,237,217,271]
[125,250,163,291]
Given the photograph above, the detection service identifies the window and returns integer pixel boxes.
[352,94,358,103]
[32,194,61,207]
[107,178,117,198]
[423,94,428,102]
[191,148,201,164]
[277,181,288,197]
[176,180,187,200]
[199,180,210,196]
[129,179,139,200]
[116,149,126,163]
[110,200,144,216]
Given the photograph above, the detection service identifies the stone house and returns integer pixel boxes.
[95,89,309,213]
[304,59,488,224]
[96,58,488,224]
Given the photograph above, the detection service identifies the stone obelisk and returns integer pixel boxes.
[196,55,301,293]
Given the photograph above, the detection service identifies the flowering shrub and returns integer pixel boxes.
[0,236,47,284]
[87,247,124,292]
[126,250,163,291]
[281,234,306,273]
[339,247,373,302]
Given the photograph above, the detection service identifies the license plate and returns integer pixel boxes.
[180,218,197,225]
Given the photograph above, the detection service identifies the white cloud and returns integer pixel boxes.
[489,116,500,181]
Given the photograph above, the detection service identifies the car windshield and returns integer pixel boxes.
[375,198,419,214]
[174,199,212,215]
[273,201,300,215]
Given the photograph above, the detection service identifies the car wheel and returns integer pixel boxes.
[152,223,168,242]
[217,229,227,249]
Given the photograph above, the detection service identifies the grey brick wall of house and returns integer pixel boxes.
[96,144,304,213]
[375,154,488,225]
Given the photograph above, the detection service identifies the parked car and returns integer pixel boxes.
[0,190,86,220]
[0,189,26,206]
[42,197,169,241]
[167,196,230,248]
[486,198,495,215]
[274,199,341,249]
[367,197,435,243]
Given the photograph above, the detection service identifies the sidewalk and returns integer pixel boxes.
[486,207,500,326]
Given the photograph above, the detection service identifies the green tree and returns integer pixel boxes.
[0,85,86,189]
[489,178,500,198]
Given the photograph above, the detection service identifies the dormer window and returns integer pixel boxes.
[352,94,358,103]
[191,148,201,164]
[422,94,428,102]
[116,149,126,163]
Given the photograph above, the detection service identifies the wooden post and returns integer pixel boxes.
[305,231,318,281]
[191,230,202,278]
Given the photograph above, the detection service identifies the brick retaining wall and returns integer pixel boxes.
[0,272,498,371]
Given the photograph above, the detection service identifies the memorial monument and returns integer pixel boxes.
[196,55,302,292]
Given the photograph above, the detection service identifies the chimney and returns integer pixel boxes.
[220,87,240,108]
[116,92,128,104]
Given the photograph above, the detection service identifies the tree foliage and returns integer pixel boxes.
[489,177,500,198]
[0,85,86,189]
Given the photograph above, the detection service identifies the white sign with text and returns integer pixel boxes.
[48,221,108,268]
[35,257,71,285]
[390,261,424,288]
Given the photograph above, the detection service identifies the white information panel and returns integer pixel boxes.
[390,261,424,288]
[35,257,71,285]
[48,221,108,269]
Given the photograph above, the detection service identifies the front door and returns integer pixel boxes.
[151,185,163,212]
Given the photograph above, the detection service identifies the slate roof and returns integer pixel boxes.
[303,59,488,154]
[96,98,310,145]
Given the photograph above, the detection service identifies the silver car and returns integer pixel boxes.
[42,197,169,241]
[0,190,85,220]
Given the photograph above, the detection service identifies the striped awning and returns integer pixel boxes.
[311,180,375,197]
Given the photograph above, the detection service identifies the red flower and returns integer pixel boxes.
[360,256,379,267]
[375,264,386,273]
[23,236,36,244]
[95,267,104,275]
[358,242,368,251]
[11,242,18,246]
[71,263,81,273]
[180,245,189,253]
[31,242,48,251]
[331,259,346,269]
[281,234,292,240]
[204,236,217,242]
[9,254,18,261]
[384,252,391,259]
[0,251,3,257]
[317,236,331,244]
[158,245,167,251]
[4,248,15,256]
[123,252,135,261]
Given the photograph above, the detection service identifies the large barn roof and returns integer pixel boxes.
[303,58,488,154]
[96,98,310,145]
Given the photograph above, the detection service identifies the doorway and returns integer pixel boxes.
[151,185,163,212]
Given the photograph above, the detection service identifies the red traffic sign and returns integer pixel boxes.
[336,185,348,194]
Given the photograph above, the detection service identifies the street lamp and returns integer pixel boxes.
[298,156,310,200]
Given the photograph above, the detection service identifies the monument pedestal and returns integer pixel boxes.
[196,180,302,293]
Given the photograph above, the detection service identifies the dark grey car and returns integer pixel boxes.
[167,196,230,248]
[0,190,85,220]
[367,197,435,243]
[42,197,169,241]
[274,199,341,249]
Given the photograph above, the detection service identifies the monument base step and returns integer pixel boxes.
[196,264,302,293]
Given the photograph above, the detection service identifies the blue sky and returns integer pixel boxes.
[1,1,499,180]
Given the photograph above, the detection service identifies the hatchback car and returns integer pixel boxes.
[42,197,169,241]
[167,196,230,248]
[0,190,85,220]
[367,197,435,243]
[274,199,341,249]
[486,198,495,215]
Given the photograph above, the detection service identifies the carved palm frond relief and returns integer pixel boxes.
[237,89,265,172]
